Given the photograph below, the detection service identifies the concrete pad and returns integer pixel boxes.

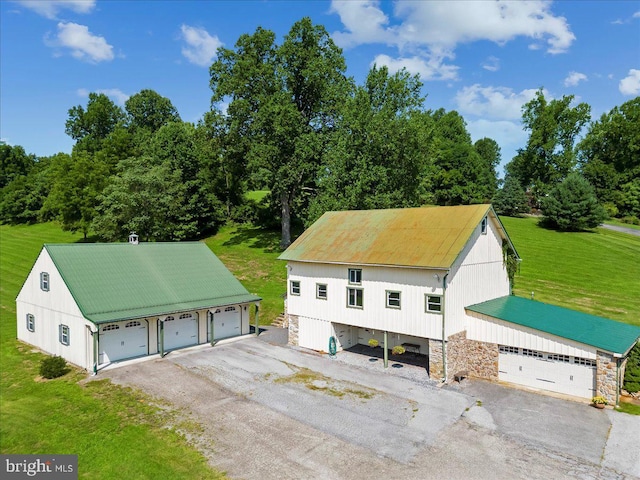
[603,409,640,477]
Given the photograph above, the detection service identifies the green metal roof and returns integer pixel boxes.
[466,296,640,355]
[44,242,260,324]
[279,205,518,269]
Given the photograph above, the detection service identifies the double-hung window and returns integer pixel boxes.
[290,280,301,296]
[59,324,70,346]
[40,272,50,291]
[425,295,442,313]
[347,287,363,308]
[26,314,35,332]
[386,291,401,309]
[348,268,362,285]
[316,283,327,300]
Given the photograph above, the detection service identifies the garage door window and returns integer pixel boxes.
[499,345,518,354]
[574,357,596,367]
[225,306,236,312]
[179,313,192,319]
[522,348,543,358]
[165,316,175,322]
[126,321,141,328]
[549,354,570,363]
[26,314,35,332]
[103,324,120,331]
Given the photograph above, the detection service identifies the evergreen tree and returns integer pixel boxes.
[623,342,640,393]
[541,173,605,231]
[493,175,529,217]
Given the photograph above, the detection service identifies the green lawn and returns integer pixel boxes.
[502,216,640,326]
[2,216,639,468]
[0,223,224,479]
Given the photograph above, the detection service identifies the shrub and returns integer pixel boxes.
[367,339,379,348]
[391,345,406,355]
[623,342,640,393]
[39,355,69,379]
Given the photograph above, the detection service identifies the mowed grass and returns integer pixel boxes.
[501,216,640,326]
[0,223,224,479]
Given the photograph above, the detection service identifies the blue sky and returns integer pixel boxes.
[1,0,639,174]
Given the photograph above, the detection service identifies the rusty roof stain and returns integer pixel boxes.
[279,205,516,269]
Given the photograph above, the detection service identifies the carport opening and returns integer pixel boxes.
[345,344,430,374]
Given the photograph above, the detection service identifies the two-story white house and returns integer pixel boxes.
[279,205,640,404]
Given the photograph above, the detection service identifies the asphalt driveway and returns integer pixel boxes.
[100,330,640,479]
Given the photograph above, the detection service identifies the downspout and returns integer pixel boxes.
[616,357,620,407]
[210,311,215,346]
[441,272,450,383]
[92,326,99,375]
[159,319,165,357]
[254,303,260,336]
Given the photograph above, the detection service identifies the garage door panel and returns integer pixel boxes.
[99,320,148,364]
[498,347,595,399]
[163,313,198,351]
[210,306,241,340]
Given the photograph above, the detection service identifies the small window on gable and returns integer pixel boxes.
[425,295,442,313]
[316,283,327,300]
[59,324,70,346]
[26,314,35,332]
[481,216,487,235]
[40,272,50,291]
[386,291,401,309]
[290,280,301,296]
[348,268,362,285]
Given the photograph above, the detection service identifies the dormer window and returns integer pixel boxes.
[481,217,487,235]
[40,272,50,291]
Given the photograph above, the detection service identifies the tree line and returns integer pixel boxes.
[1,17,638,245]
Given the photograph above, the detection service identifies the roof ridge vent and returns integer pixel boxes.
[128,232,139,245]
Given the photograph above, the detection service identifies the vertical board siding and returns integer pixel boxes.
[447,218,511,336]
[287,262,445,339]
[298,316,335,352]
[466,311,596,359]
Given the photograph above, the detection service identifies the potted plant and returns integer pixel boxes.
[591,396,608,409]
[368,339,379,348]
[391,345,406,355]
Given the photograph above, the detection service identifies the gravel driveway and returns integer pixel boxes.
[100,330,639,479]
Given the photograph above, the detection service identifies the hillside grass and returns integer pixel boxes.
[501,216,640,326]
[0,223,224,479]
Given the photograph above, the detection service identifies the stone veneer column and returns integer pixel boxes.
[596,351,618,404]
[287,314,299,346]
[429,340,443,380]
[446,331,499,381]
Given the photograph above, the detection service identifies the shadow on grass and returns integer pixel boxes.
[535,217,600,233]
[222,224,282,251]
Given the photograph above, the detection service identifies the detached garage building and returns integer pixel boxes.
[17,240,261,373]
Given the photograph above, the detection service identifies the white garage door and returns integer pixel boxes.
[499,346,596,399]
[163,313,198,351]
[99,320,148,364]
[209,306,241,340]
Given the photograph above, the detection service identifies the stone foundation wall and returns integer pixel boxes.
[287,314,299,346]
[597,351,617,404]
[447,331,499,381]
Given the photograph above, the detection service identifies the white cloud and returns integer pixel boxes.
[46,22,114,63]
[332,0,575,54]
[634,11,640,18]
[454,85,541,120]
[619,69,640,95]
[372,54,458,81]
[77,88,129,105]
[482,56,500,72]
[180,25,222,67]
[564,71,587,87]
[16,0,95,19]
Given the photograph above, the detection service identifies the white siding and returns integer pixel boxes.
[16,248,93,369]
[298,317,335,352]
[287,262,444,339]
[466,311,597,359]
[446,216,511,336]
